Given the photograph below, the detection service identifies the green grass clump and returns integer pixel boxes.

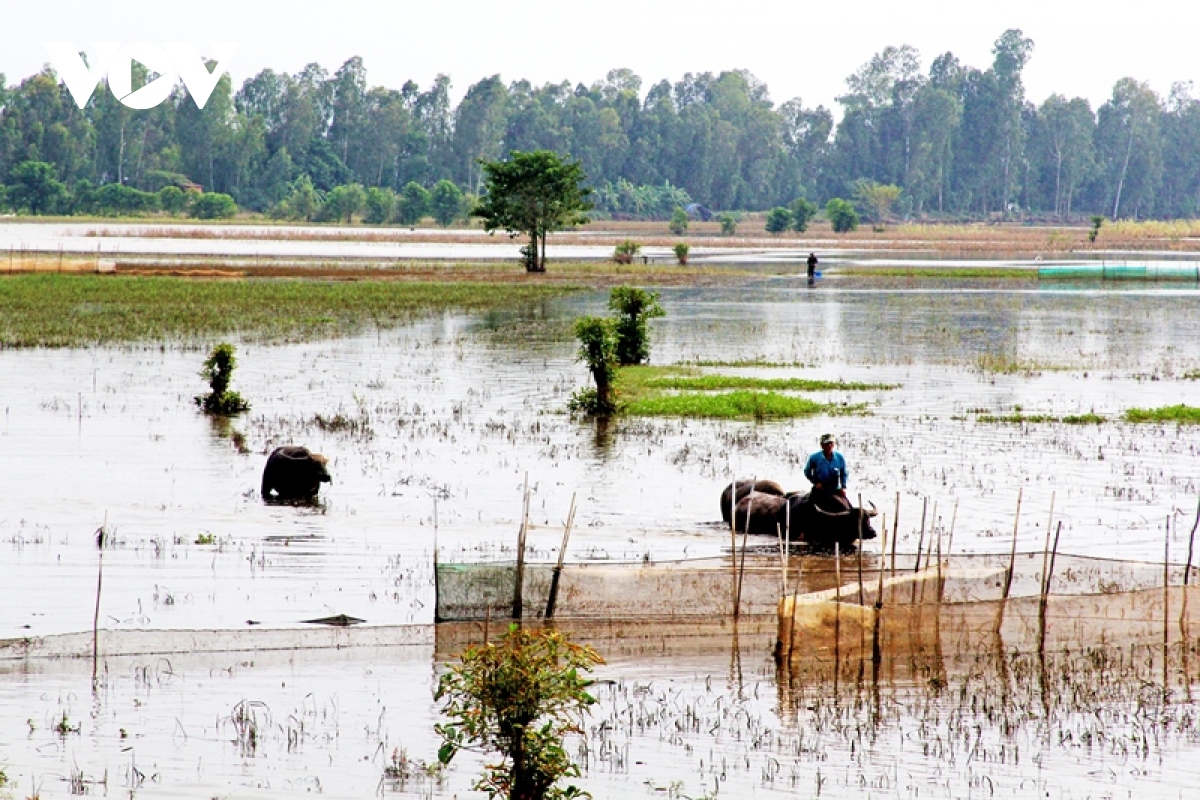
[0,274,576,347]
[976,412,1105,424]
[625,390,838,420]
[1123,405,1200,423]
[641,374,896,392]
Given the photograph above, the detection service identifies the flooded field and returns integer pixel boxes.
[3,271,1200,798]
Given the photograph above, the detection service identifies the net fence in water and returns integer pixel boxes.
[435,549,1200,624]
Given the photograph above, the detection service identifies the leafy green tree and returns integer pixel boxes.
[7,161,67,214]
[324,182,367,223]
[194,343,250,415]
[472,150,592,272]
[158,185,188,215]
[190,192,238,219]
[825,198,860,233]
[363,187,395,224]
[1029,95,1096,218]
[668,207,688,235]
[852,180,902,229]
[1095,78,1163,219]
[436,625,602,800]
[612,240,641,264]
[568,316,619,416]
[608,287,665,366]
[789,198,818,232]
[275,175,322,221]
[430,179,464,226]
[70,180,99,215]
[95,183,159,216]
[764,207,792,234]
[718,212,738,235]
[396,181,431,225]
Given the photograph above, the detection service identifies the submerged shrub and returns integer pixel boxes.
[612,240,641,264]
[608,286,665,366]
[569,316,619,416]
[195,342,250,415]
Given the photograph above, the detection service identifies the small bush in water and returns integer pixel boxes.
[195,343,250,415]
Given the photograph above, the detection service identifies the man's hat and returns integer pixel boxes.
[820,433,836,446]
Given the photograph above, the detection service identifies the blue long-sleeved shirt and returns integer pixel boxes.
[804,450,847,490]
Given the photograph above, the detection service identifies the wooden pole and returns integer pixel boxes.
[1002,488,1024,602]
[511,473,530,621]
[875,512,887,610]
[914,497,928,573]
[734,492,753,621]
[1039,491,1056,598]
[92,523,105,686]
[891,492,900,574]
[545,492,577,619]
[856,493,865,606]
[1185,495,1200,586]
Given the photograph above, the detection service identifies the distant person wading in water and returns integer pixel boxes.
[807,252,819,285]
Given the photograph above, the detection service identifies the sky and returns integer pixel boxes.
[7,0,1200,115]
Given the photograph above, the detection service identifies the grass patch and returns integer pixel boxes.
[976,353,1073,374]
[0,273,578,347]
[613,365,873,420]
[1123,405,1200,423]
[640,374,896,392]
[679,358,811,368]
[975,412,1105,425]
[625,390,861,420]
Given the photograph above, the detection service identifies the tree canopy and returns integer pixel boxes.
[3,33,1200,221]
[472,150,592,272]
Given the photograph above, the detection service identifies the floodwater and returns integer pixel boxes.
[3,271,1200,798]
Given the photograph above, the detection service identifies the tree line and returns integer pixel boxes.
[1,29,1198,221]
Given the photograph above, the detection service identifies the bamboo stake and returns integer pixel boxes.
[1185,495,1200,586]
[891,492,900,574]
[511,473,530,621]
[875,512,887,610]
[914,497,928,573]
[1039,491,1056,597]
[786,554,803,662]
[944,499,959,567]
[545,492,577,619]
[856,493,865,606]
[1002,488,1024,602]
[92,521,105,686]
[734,493,753,621]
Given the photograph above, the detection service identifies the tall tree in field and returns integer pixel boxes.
[472,149,592,272]
[454,75,509,193]
[1095,78,1163,219]
[1029,94,1095,217]
[1159,82,1200,218]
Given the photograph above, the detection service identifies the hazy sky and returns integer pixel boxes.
[8,0,1199,114]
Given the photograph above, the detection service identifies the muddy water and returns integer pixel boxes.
[3,277,1200,797]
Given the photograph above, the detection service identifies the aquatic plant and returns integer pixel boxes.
[607,287,665,366]
[673,243,690,264]
[436,624,603,800]
[195,343,250,415]
[569,316,619,417]
[1124,404,1200,423]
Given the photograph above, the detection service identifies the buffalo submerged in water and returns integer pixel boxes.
[719,478,878,552]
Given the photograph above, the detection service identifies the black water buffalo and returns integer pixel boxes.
[719,479,785,524]
[261,446,332,501]
[730,488,877,552]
